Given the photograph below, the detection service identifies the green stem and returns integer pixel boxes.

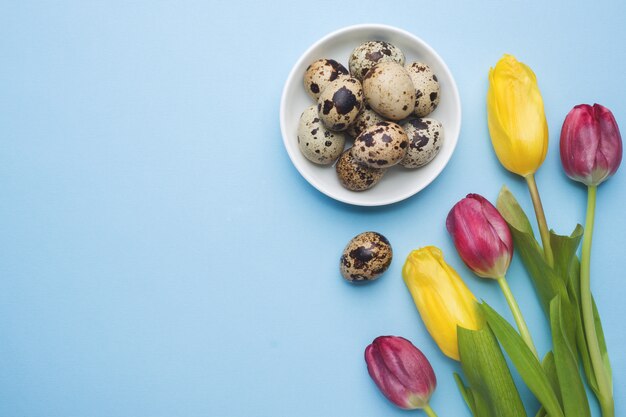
[423,404,439,417]
[525,174,554,266]
[581,185,614,417]
[497,276,539,359]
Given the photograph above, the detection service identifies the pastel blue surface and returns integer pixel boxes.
[1,1,625,416]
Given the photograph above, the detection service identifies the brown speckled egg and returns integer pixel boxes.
[352,122,408,168]
[346,104,387,138]
[340,232,393,283]
[297,105,346,165]
[400,117,444,168]
[363,61,415,120]
[405,62,440,117]
[303,59,349,100]
[317,77,363,131]
[335,148,386,191]
[349,41,405,81]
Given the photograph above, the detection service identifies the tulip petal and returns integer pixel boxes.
[560,103,622,186]
[403,247,483,360]
[487,55,548,176]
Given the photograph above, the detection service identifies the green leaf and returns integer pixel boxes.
[496,187,569,314]
[481,303,564,417]
[454,372,477,416]
[592,296,613,388]
[550,296,591,417]
[534,408,547,417]
[496,185,535,235]
[458,325,528,417]
[541,351,561,404]
[550,225,583,286]
[567,258,600,396]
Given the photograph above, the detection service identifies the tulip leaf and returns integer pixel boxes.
[496,187,568,314]
[550,296,591,417]
[454,372,477,416]
[592,296,612,386]
[534,408,547,417]
[480,302,564,417]
[566,258,600,395]
[549,225,583,286]
[458,325,527,417]
[496,186,535,235]
[541,351,561,403]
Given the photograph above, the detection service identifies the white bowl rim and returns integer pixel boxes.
[279,23,462,206]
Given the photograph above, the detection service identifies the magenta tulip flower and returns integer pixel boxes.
[446,194,538,357]
[446,194,512,279]
[561,104,621,417]
[560,103,622,187]
[365,336,438,415]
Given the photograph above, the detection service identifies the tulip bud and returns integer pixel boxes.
[403,246,483,360]
[446,194,513,279]
[365,336,437,410]
[487,54,549,177]
[560,103,623,187]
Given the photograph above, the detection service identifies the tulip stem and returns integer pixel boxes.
[497,276,539,359]
[581,185,614,417]
[423,404,439,417]
[525,174,554,266]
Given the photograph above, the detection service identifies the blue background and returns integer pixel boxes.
[1,1,624,416]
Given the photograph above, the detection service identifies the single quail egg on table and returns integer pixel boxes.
[352,121,408,169]
[405,62,440,117]
[362,62,415,121]
[303,58,349,100]
[349,41,405,80]
[400,117,444,168]
[297,105,346,165]
[317,76,363,131]
[340,231,393,283]
[335,148,386,191]
[346,104,387,138]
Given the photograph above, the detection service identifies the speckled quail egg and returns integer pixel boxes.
[405,62,440,117]
[362,62,415,120]
[335,148,386,191]
[346,104,387,138]
[317,77,363,131]
[303,59,349,100]
[351,122,408,168]
[297,105,346,165]
[400,117,444,168]
[340,231,393,283]
[349,41,405,81]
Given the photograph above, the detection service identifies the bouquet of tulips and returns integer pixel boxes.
[364,55,622,417]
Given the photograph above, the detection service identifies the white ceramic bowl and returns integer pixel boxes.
[280,24,461,206]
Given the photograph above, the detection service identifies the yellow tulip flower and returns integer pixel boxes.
[402,246,483,361]
[487,54,549,177]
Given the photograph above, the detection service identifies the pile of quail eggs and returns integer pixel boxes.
[298,40,444,191]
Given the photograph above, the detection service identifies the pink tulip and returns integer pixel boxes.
[560,103,622,187]
[364,336,436,410]
[446,194,513,279]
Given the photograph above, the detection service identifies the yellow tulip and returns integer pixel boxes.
[402,246,483,361]
[487,54,549,177]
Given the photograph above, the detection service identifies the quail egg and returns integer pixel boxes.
[317,77,363,131]
[400,118,444,168]
[362,62,415,120]
[346,104,387,138]
[297,105,346,165]
[340,231,393,283]
[335,148,386,191]
[405,62,440,117]
[349,41,405,81]
[303,58,349,100]
[352,122,408,169]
